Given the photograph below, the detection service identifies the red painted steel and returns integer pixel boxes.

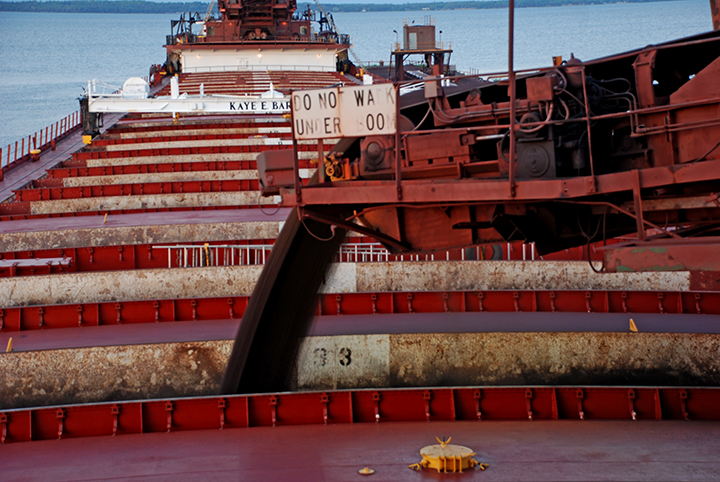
[90,132,289,147]
[47,160,258,178]
[0,243,536,276]
[0,239,279,277]
[1,110,81,174]
[0,225,615,277]
[109,120,290,135]
[0,204,262,219]
[294,159,720,205]
[262,35,720,265]
[0,257,72,277]
[1,386,718,444]
[13,180,264,202]
[1,289,718,331]
[66,143,320,164]
[603,238,720,272]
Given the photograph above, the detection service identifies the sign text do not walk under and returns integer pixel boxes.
[292,83,396,140]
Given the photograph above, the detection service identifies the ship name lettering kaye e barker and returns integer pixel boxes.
[229,100,290,111]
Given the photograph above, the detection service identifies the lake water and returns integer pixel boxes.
[0,0,713,149]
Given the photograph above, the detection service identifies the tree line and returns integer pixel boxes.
[0,1,211,14]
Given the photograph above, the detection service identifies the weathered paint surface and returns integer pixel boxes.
[297,332,720,390]
[112,126,292,139]
[3,332,719,408]
[3,420,720,481]
[385,332,720,387]
[99,138,331,152]
[0,261,692,307]
[29,192,280,215]
[62,170,259,187]
[0,341,232,409]
[295,335,390,390]
[0,266,263,307]
[85,151,318,168]
[60,168,314,187]
[0,221,282,252]
[604,244,720,272]
[353,261,691,292]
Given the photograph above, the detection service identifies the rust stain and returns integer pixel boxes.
[355,261,691,292]
[29,192,279,215]
[3,332,719,409]
[0,341,233,409]
[0,266,263,307]
[0,221,281,253]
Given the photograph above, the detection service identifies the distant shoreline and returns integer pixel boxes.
[0,0,683,15]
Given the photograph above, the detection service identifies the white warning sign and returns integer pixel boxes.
[292,84,396,140]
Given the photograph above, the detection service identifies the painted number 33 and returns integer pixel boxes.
[313,347,352,367]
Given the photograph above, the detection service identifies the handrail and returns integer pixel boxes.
[1,110,82,175]
[152,243,273,268]
[150,241,540,269]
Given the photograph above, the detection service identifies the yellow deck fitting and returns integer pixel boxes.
[358,467,375,475]
[629,318,638,332]
[6,337,13,353]
[82,135,93,145]
[409,437,485,473]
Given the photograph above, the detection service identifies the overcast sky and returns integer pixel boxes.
[138,0,494,3]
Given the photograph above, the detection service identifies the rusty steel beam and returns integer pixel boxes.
[603,238,720,272]
[1,289,718,332]
[292,159,720,205]
[0,386,718,444]
[712,0,720,30]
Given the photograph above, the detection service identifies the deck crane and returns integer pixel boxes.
[203,0,216,21]
[222,27,720,394]
[312,0,364,69]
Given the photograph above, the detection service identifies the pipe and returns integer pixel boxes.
[508,0,517,197]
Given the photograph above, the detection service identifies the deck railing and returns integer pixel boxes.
[0,79,141,181]
[0,110,82,178]
[153,244,274,268]
[151,241,543,269]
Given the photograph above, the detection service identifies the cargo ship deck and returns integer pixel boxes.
[2,2,720,480]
